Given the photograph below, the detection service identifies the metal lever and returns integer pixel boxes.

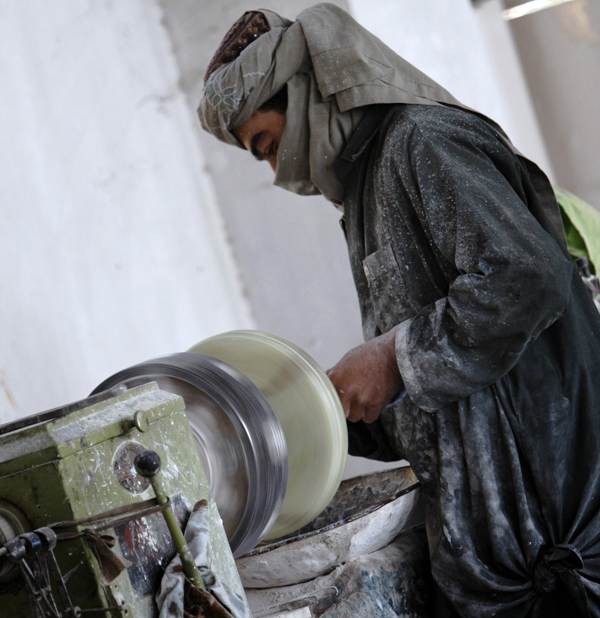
[134,450,206,591]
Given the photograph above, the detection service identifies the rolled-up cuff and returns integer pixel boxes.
[395,316,441,412]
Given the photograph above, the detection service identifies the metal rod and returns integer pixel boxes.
[49,550,76,612]
[135,450,206,592]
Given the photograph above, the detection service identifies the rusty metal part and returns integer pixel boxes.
[184,583,235,618]
[50,497,165,540]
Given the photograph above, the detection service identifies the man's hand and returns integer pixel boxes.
[327,329,404,424]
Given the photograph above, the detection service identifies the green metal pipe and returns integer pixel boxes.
[135,451,205,591]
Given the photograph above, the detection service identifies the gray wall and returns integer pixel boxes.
[160,0,363,370]
[508,0,600,207]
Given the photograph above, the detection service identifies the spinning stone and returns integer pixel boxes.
[190,330,347,541]
[94,353,286,557]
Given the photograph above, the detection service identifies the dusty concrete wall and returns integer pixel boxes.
[508,0,600,207]
[0,1,252,423]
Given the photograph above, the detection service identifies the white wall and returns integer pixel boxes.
[0,1,252,423]
[350,0,553,176]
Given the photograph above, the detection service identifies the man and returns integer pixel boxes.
[199,5,600,617]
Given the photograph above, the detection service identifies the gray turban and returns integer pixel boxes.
[198,3,465,203]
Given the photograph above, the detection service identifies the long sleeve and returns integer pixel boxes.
[393,121,574,411]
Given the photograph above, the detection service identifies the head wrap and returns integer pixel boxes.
[199,3,465,203]
[203,11,272,82]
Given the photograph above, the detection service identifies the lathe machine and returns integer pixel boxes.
[0,331,348,617]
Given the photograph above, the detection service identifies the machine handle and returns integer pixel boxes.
[134,450,161,478]
[134,450,206,592]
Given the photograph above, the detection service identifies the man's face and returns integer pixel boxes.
[234,110,286,172]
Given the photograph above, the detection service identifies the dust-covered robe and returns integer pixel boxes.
[340,103,600,618]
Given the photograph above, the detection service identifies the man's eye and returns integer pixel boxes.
[250,131,268,161]
[253,141,273,162]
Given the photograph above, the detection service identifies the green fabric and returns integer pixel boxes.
[555,187,600,274]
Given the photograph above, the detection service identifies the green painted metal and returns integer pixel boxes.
[0,382,242,617]
[134,449,206,592]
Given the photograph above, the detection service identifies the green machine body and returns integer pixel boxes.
[0,382,243,616]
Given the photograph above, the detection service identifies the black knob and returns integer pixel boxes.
[134,450,161,478]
